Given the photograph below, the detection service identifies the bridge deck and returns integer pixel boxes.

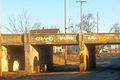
[0,33,79,45]
[30,33,79,45]
[1,34,23,45]
[1,33,120,45]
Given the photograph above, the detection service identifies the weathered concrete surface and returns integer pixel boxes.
[84,33,120,44]
[2,33,120,45]
[24,44,39,74]
[79,44,96,72]
[1,33,78,45]
[30,33,79,45]
[1,34,23,45]
[2,46,8,72]
[79,34,96,72]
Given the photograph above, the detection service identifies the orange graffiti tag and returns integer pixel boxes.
[99,36,108,42]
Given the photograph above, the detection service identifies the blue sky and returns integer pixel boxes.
[0,0,120,33]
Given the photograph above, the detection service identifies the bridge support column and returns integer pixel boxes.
[24,34,34,74]
[24,44,40,74]
[24,44,32,74]
[86,44,96,69]
[79,44,96,72]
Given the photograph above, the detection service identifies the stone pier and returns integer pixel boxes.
[79,34,96,72]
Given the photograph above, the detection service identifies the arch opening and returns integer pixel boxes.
[13,60,19,71]
[33,56,39,72]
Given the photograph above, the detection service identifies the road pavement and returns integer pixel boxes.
[2,54,120,80]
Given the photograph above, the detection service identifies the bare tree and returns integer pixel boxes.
[82,13,96,33]
[68,13,96,33]
[110,23,120,33]
[32,21,42,30]
[68,23,80,33]
[5,11,41,34]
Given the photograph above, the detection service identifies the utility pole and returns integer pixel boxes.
[64,0,67,33]
[64,0,67,65]
[76,0,87,32]
[97,12,99,33]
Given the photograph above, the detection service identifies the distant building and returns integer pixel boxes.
[30,28,60,34]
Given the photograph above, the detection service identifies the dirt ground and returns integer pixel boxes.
[1,53,120,80]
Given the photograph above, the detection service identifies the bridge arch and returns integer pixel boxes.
[4,45,25,72]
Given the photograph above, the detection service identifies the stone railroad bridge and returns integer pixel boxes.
[0,33,120,76]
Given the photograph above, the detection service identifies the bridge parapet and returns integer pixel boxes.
[1,33,120,45]
[84,33,120,44]
[29,33,79,45]
[1,34,23,45]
